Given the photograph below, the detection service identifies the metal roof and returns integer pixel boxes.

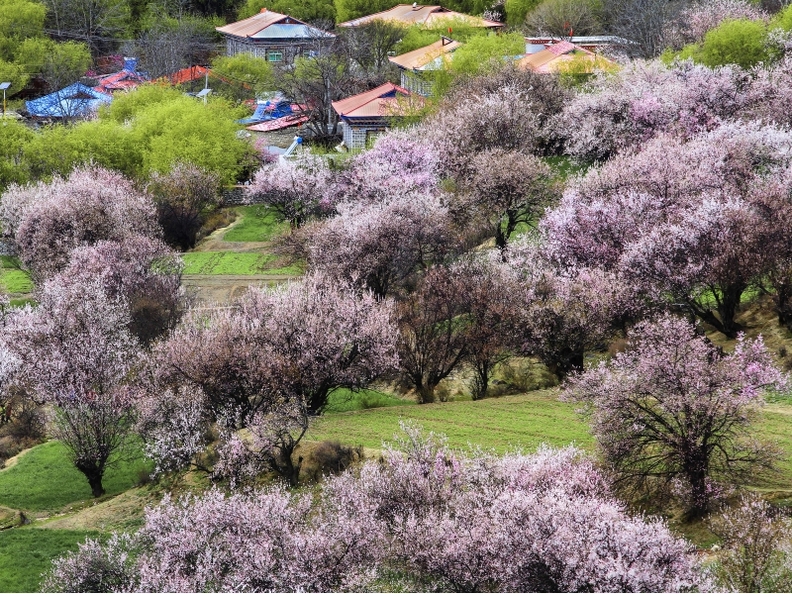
[250,23,332,39]
[217,9,334,39]
[332,82,413,118]
[518,41,614,73]
[93,69,148,93]
[26,83,112,118]
[339,4,502,28]
[247,114,309,131]
[389,36,461,71]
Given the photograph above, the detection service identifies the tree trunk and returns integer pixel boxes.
[78,465,106,498]
[495,224,507,251]
[683,453,711,519]
[545,349,584,380]
[716,284,745,339]
[775,279,792,329]
[287,455,303,488]
[416,381,436,404]
[471,361,490,401]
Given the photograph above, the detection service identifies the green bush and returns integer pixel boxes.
[238,0,336,23]
[504,0,542,26]
[449,32,526,75]
[674,18,771,69]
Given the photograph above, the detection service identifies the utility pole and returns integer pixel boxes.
[0,83,10,118]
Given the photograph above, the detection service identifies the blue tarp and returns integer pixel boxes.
[26,83,112,118]
[237,100,295,125]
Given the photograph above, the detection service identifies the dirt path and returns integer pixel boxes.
[182,274,299,304]
[181,209,301,303]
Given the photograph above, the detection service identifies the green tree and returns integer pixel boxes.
[238,0,336,24]
[0,0,46,61]
[504,0,542,26]
[15,38,91,92]
[676,18,770,69]
[334,0,397,23]
[0,59,29,99]
[699,18,769,69]
[771,3,792,31]
[21,121,136,182]
[18,85,251,185]
[449,32,525,75]
[395,19,485,54]
[211,53,274,99]
[115,91,252,183]
[0,119,34,189]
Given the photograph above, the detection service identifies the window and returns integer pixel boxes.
[267,50,284,62]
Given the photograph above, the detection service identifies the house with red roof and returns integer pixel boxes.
[518,40,615,74]
[332,82,418,149]
[216,8,334,64]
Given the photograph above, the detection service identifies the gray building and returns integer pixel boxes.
[216,9,334,64]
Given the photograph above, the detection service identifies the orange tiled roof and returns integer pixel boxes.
[332,82,414,118]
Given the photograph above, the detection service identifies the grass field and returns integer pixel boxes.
[309,389,594,453]
[311,389,792,491]
[0,528,98,592]
[0,256,33,294]
[0,441,151,513]
[223,206,289,242]
[324,388,415,413]
[181,252,303,275]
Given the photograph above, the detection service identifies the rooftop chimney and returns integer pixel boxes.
[260,7,267,12]
[123,57,137,73]
[412,2,418,8]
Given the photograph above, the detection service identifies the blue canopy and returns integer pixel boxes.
[237,100,295,125]
[26,83,112,118]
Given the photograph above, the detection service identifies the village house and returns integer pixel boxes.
[518,39,615,74]
[389,36,461,96]
[338,4,503,29]
[216,8,335,64]
[332,82,417,149]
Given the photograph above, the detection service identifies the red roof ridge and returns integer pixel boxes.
[547,40,577,56]
[332,82,411,116]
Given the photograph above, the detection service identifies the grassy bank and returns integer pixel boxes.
[0,528,98,592]
[181,252,303,275]
[0,441,151,513]
[310,389,593,453]
[0,256,33,294]
[223,206,289,242]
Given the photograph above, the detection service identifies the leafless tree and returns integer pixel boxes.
[602,0,689,58]
[122,16,218,79]
[338,21,403,85]
[274,36,364,139]
[526,0,604,37]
